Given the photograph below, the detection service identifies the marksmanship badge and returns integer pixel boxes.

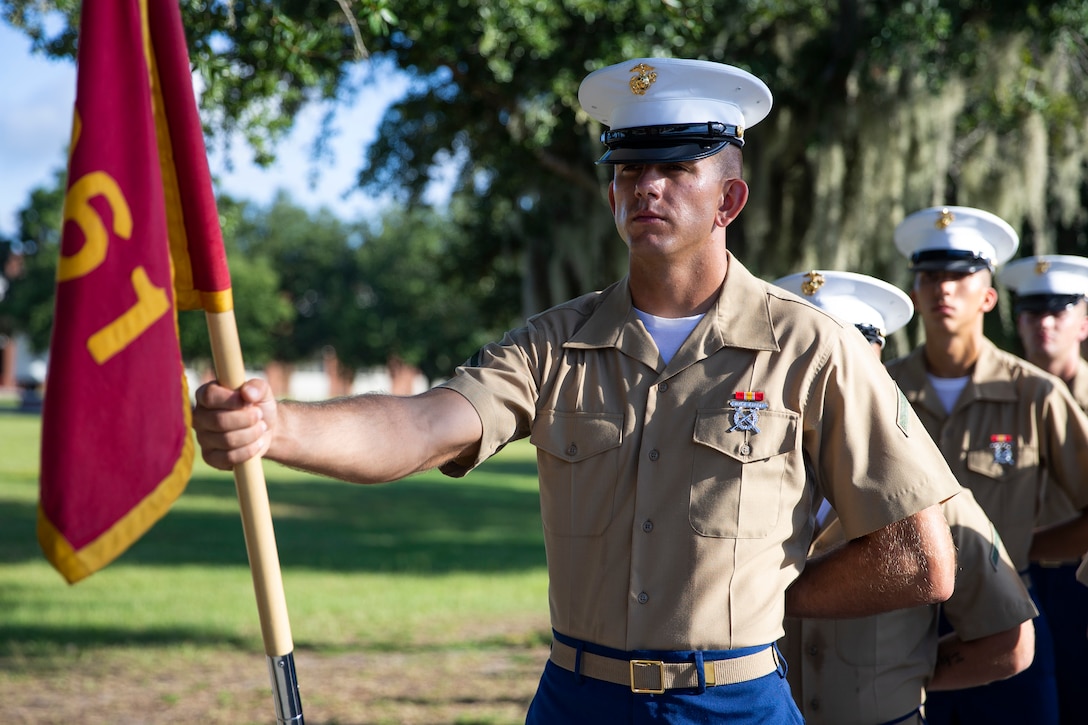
[729,391,768,433]
[990,434,1015,467]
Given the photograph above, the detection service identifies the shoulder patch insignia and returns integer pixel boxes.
[990,523,1002,571]
[896,385,910,435]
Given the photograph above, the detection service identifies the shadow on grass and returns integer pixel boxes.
[0,623,258,658]
[2,478,548,658]
[4,469,546,574]
[0,620,551,659]
[2,437,550,657]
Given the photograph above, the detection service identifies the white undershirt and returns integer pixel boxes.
[927,374,970,414]
[633,308,704,364]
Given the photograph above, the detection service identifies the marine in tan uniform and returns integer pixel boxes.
[774,270,1037,725]
[1000,255,1088,723]
[886,207,1088,725]
[190,58,962,725]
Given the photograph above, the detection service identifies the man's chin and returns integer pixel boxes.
[922,316,957,333]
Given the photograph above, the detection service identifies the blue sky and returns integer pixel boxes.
[0,21,414,241]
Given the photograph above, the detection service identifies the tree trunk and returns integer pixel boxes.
[388,355,422,396]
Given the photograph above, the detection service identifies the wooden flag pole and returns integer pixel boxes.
[206,309,304,725]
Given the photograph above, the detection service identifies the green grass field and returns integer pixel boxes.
[0,410,550,723]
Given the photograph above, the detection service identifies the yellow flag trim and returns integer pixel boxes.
[145,0,233,315]
[37,373,195,584]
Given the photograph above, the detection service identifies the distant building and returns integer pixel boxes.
[2,329,427,407]
[185,347,430,404]
[0,333,47,409]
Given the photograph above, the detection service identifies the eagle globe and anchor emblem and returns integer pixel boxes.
[628,63,657,95]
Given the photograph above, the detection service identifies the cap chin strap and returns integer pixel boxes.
[602,122,744,149]
[854,323,886,348]
[595,141,732,165]
[909,249,994,273]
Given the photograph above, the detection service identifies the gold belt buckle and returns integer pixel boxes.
[630,659,666,694]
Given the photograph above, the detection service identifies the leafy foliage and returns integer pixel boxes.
[5,0,1088,357]
[0,171,294,367]
[216,192,360,364]
[0,172,66,352]
[0,168,513,381]
[2,0,398,166]
[341,204,520,381]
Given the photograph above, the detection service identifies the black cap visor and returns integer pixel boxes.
[1013,293,1085,315]
[910,249,993,274]
[596,122,742,165]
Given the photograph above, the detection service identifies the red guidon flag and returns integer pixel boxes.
[38,0,232,583]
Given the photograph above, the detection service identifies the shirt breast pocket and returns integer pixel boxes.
[965,443,1039,480]
[964,442,1040,538]
[531,410,624,537]
[690,407,798,539]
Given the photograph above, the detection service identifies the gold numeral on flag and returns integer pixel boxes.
[87,266,170,364]
[59,168,133,281]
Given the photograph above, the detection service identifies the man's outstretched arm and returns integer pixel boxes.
[193,378,483,484]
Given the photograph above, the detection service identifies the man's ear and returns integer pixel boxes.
[1077,307,1088,343]
[981,285,999,313]
[716,178,749,228]
[608,181,616,215]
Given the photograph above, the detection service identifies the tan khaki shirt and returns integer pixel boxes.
[1067,359,1088,411]
[1049,360,1088,576]
[440,254,961,651]
[1034,359,1088,533]
[783,487,1036,724]
[885,340,1088,573]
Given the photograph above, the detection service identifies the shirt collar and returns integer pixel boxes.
[565,253,781,369]
[965,339,1020,402]
[714,252,780,353]
[1070,359,1088,411]
[896,338,1019,416]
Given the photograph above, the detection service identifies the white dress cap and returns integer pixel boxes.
[578,58,773,164]
[999,255,1088,314]
[999,255,1088,296]
[772,270,914,346]
[894,206,1019,273]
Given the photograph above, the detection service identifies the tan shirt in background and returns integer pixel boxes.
[1049,359,1088,582]
[783,487,1036,724]
[886,340,1088,574]
[1032,359,1088,549]
[440,254,962,652]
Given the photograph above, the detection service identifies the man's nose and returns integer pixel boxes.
[634,168,664,197]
